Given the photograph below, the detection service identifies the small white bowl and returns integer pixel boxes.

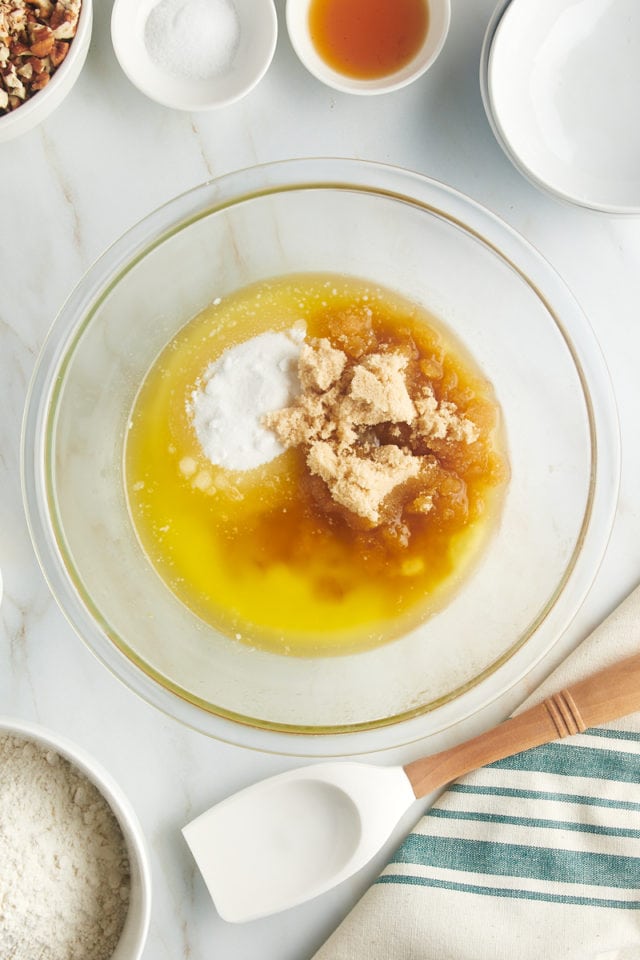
[286,0,450,96]
[111,0,277,111]
[0,717,151,960]
[482,0,640,214]
[0,0,92,143]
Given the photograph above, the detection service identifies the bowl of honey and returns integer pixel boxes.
[286,0,451,95]
[22,159,619,756]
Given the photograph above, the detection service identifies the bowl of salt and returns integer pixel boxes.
[111,0,278,111]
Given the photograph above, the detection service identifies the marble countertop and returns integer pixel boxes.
[2,1,640,957]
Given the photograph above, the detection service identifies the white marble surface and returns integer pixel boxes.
[2,1,640,957]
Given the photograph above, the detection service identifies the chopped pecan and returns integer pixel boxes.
[29,66,47,89]
[49,2,76,38]
[26,0,54,16]
[3,64,25,96]
[48,36,66,65]
[0,0,81,114]
[9,38,29,55]
[27,53,43,73]
[28,21,53,55]
[7,7,27,34]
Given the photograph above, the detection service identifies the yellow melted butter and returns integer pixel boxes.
[125,274,508,656]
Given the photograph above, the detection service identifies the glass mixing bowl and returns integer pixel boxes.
[22,159,619,756]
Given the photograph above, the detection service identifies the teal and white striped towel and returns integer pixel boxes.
[314,585,640,960]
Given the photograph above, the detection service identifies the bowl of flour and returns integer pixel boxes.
[0,717,151,960]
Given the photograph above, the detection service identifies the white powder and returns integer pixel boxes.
[188,327,304,471]
[0,734,131,960]
[145,0,240,81]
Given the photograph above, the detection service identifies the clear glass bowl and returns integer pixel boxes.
[22,159,619,756]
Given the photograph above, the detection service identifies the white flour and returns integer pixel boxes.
[0,734,130,960]
[188,326,304,471]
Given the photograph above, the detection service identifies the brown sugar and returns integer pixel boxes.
[308,440,422,523]
[298,338,346,391]
[265,336,481,525]
[342,351,416,426]
[413,385,480,445]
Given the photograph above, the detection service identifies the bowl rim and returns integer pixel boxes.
[21,158,620,757]
[0,0,93,141]
[480,0,640,216]
[0,714,151,958]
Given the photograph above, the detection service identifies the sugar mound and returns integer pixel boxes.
[188,327,304,471]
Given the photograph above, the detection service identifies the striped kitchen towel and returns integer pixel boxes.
[314,584,640,960]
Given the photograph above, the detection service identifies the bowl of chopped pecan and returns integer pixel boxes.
[0,0,91,141]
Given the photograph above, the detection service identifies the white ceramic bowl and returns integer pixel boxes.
[111,0,277,111]
[482,0,640,214]
[286,0,450,95]
[0,0,92,143]
[0,717,151,960]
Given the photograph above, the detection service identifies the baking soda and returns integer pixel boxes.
[188,327,304,471]
[145,0,240,81]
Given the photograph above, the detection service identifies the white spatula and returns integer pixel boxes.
[183,650,640,922]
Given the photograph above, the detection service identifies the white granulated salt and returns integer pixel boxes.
[188,327,305,471]
[144,0,240,81]
[0,734,130,960]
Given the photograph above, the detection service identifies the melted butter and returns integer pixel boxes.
[125,274,508,656]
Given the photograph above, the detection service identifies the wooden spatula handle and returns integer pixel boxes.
[405,650,640,799]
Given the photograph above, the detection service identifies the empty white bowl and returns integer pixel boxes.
[0,717,151,960]
[0,0,92,143]
[111,0,277,111]
[482,0,640,214]
[286,0,450,95]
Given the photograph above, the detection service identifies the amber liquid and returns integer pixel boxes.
[309,0,429,80]
[126,275,508,657]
